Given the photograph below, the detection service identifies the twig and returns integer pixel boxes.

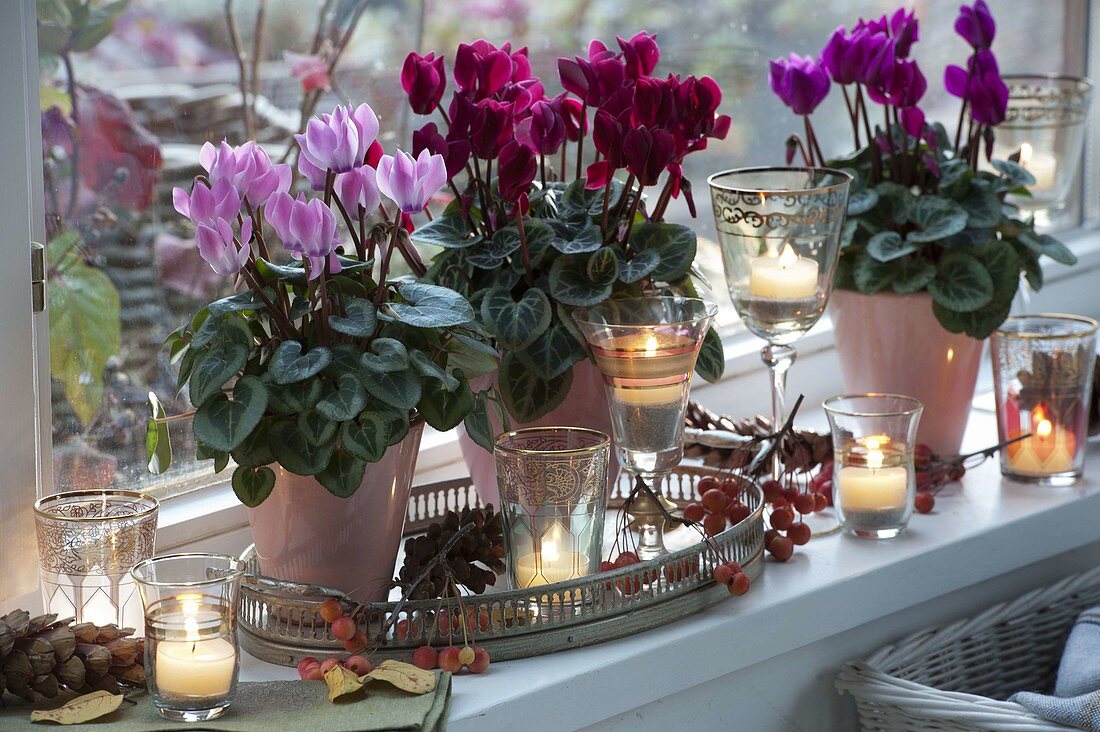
[224,0,255,140]
[382,523,476,634]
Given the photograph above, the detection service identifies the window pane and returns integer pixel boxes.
[37,0,1079,497]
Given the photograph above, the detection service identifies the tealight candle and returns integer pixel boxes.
[749,245,819,299]
[1006,406,1077,476]
[514,539,591,588]
[1018,142,1058,194]
[154,597,236,700]
[836,438,909,512]
[589,330,700,406]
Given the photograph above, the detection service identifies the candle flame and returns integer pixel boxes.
[1036,418,1053,438]
[1019,142,1033,166]
[644,334,659,356]
[542,540,559,562]
[179,593,203,643]
[863,436,886,470]
[778,245,798,269]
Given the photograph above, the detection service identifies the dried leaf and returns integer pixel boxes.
[29,690,123,725]
[365,660,437,695]
[324,664,367,702]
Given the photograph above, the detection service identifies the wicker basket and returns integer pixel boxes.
[836,566,1100,732]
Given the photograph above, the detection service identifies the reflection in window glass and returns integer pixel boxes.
[36,0,1074,496]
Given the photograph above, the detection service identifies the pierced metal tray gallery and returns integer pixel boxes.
[238,465,764,666]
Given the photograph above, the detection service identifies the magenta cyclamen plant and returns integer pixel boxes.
[768,1,1075,340]
[149,105,487,505]
[402,33,730,432]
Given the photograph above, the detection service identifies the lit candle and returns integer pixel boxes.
[1006,405,1077,475]
[589,330,700,405]
[749,245,819,299]
[154,595,236,700]
[836,437,909,512]
[514,538,591,588]
[1018,142,1058,194]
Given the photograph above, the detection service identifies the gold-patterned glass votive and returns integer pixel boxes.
[992,314,1098,485]
[495,428,610,593]
[34,490,158,628]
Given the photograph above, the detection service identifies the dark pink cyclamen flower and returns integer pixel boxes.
[900,106,925,138]
[468,99,514,159]
[584,109,628,189]
[413,122,471,179]
[401,51,447,115]
[558,53,627,108]
[821,26,875,85]
[515,99,565,155]
[559,95,588,141]
[295,103,380,177]
[955,0,996,50]
[769,54,831,116]
[285,52,331,92]
[506,45,534,83]
[945,49,1008,126]
[266,192,341,279]
[195,216,252,277]
[623,126,676,186]
[632,76,673,128]
[454,40,513,100]
[854,15,888,35]
[867,58,926,107]
[376,149,448,214]
[497,139,537,204]
[889,7,919,58]
[173,178,241,226]
[334,166,381,220]
[199,140,291,207]
[617,31,660,78]
[671,75,731,144]
[499,78,545,118]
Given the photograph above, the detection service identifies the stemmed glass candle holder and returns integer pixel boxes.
[34,490,158,628]
[494,428,610,595]
[708,168,851,473]
[573,297,717,559]
[131,553,244,722]
[824,394,922,539]
[992,314,1097,485]
[993,75,1093,228]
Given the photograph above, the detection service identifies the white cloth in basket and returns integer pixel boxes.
[1011,606,1100,730]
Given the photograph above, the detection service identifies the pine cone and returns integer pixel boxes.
[396,505,506,600]
[684,401,832,476]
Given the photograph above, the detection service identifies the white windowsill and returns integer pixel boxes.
[158,223,1100,549]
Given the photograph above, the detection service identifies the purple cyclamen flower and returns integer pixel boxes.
[295,103,380,184]
[945,49,1008,126]
[194,217,252,277]
[867,58,927,107]
[859,37,897,90]
[376,149,447,214]
[769,54,830,115]
[401,51,447,115]
[412,122,470,180]
[497,139,537,204]
[515,99,566,155]
[199,140,291,207]
[889,7,919,58]
[334,166,381,221]
[617,31,660,79]
[821,27,874,85]
[900,106,926,138]
[173,179,241,227]
[266,192,342,279]
[955,0,996,50]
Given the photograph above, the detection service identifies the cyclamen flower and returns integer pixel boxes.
[617,31,659,78]
[497,139,537,204]
[769,54,831,115]
[945,49,1008,126]
[285,52,331,92]
[623,126,676,186]
[173,179,241,226]
[867,58,927,107]
[468,99,514,159]
[821,27,876,85]
[515,99,565,154]
[266,192,342,279]
[401,51,447,114]
[295,103,380,182]
[195,217,252,277]
[199,140,291,207]
[670,75,731,146]
[334,166,381,220]
[453,40,513,100]
[889,8,919,58]
[955,0,996,50]
[412,122,470,179]
[376,149,447,214]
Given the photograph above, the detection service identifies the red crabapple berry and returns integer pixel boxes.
[713,563,735,586]
[304,663,325,681]
[697,475,721,494]
[331,616,357,642]
[614,551,640,567]
[318,599,343,623]
[915,492,935,514]
[297,657,320,680]
[703,512,727,536]
[761,479,783,502]
[345,655,372,675]
[764,528,779,548]
[683,502,706,523]
[467,646,491,674]
[813,492,829,512]
[438,646,463,673]
[793,493,815,515]
[770,507,794,531]
[320,657,342,674]
[726,503,751,525]
[788,521,811,546]
[768,536,794,562]
[412,646,438,671]
[728,572,750,596]
[344,631,367,654]
[701,488,728,514]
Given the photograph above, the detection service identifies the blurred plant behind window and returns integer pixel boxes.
[35,0,1070,497]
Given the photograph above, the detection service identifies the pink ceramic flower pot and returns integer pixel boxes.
[458,359,617,506]
[830,289,984,455]
[247,423,424,603]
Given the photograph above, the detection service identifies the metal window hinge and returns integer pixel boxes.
[31,241,45,313]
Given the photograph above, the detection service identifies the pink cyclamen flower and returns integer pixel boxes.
[497,139,537,204]
[617,31,660,78]
[334,166,381,220]
[515,99,565,155]
[769,54,830,116]
[172,179,241,226]
[266,192,342,279]
[285,52,331,92]
[199,140,291,207]
[945,49,1009,126]
[955,0,996,50]
[295,103,380,183]
[401,51,447,114]
[194,217,252,277]
[376,149,447,214]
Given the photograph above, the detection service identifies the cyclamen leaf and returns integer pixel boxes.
[316,449,367,498]
[361,338,410,373]
[188,340,247,406]
[267,378,322,414]
[846,188,880,215]
[30,690,124,725]
[410,213,482,249]
[464,390,495,452]
[587,247,620,287]
[853,252,894,294]
[1017,231,1077,266]
[695,327,725,383]
[418,375,475,432]
[146,391,172,475]
[298,410,338,446]
[480,288,552,351]
[498,351,573,422]
[389,282,475,328]
[269,341,332,385]
[866,231,917,263]
[361,367,422,410]
[269,420,335,476]
[927,252,994,313]
[908,196,969,243]
[616,248,660,283]
[515,323,586,381]
[340,413,390,463]
[329,298,378,338]
[551,223,603,254]
[629,222,697,281]
[232,465,276,507]
[444,332,499,380]
[548,255,613,307]
[410,349,459,392]
[192,376,269,452]
[890,257,937,294]
[316,372,368,421]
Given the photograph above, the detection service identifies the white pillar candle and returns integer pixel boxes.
[749,245,819,299]
[837,442,908,511]
[154,598,236,699]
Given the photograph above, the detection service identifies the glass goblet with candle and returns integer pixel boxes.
[131,553,244,722]
[707,168,851,486]
[573,296,717,559]
[824,394,923,539]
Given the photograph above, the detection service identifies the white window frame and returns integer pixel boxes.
[4,0,1100,565]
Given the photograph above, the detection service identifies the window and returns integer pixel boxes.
[34,0,1093,502]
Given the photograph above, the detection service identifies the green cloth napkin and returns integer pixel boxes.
[0,673,451,732]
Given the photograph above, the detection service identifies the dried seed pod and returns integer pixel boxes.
[39,626,76,663]
[55,655,86,689]
[2,610,30,638]
[74,643,112,678]
[94,625,121,643]
[32,672,58,698]
[72,622,99,644]
[111,663,145,685]
[90,673,120,695]
[15,637,55,676]
[105,637,138,667]
[0,618,13,657]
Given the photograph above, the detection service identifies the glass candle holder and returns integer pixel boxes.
[573,297,716,559]
[824,394,923,539]
[131,553,244,722]
[34,490,158,628]
[993,75,1093,228]
[991,314,1097,486]
[495,428,609,594]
